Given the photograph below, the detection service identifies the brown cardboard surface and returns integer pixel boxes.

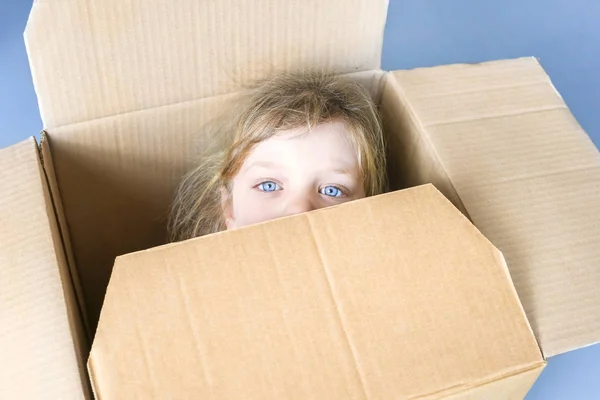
[89,185,543,399]
[392,57,600,357]
[45,70,384,332]
[25,0,388,129]
[0,138,89,399]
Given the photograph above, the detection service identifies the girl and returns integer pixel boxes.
[168,72,387,241]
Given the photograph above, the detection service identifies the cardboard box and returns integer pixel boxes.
[1,0,598,398]
[89,184,545,399]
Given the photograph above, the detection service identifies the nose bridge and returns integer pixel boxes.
[284,190,317,216]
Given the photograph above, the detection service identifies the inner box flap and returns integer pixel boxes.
[25,0,389,128]
[391,57,600,357]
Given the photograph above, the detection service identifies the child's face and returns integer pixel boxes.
[223,121,364,229]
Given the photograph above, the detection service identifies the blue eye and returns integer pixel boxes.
[320,186,344,197]
[257,181,281,192]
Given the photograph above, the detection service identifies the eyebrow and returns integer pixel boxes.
[243,161,287,173]
[243,162,357,177]
[330,168,355,176]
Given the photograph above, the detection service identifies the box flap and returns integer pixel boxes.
[90,185,542,399]
[25,0,388,129]
[391,57,600,357]
[0,138,89,398]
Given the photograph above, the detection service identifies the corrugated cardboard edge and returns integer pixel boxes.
[87,358,100,400]
[437,362,546,400]
[36,136,93,398]
[40,132,91,339]
[493,248,545,357]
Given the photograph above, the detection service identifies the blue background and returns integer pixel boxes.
[1,0,598,398]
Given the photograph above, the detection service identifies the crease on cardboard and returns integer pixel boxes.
[491,248,545,359]
[407,361,546,400]
[39,132,91,339]
[305,214,370,400]
[367,70,388,106]
[35,137,92,399]
[47,90,238,133]
[387,73,471,220]
[404,79,551,100]
[44,70,383,133]
[129,273,160,394]
[470,164,600,188]
[395,57,542,88]
[422,104,567,128]
[171,262,215,388]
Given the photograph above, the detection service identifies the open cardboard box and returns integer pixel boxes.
[1,0,599,398]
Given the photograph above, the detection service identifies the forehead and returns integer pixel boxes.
[243,121,358,167]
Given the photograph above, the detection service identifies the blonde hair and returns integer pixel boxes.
[168,71,387,242]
